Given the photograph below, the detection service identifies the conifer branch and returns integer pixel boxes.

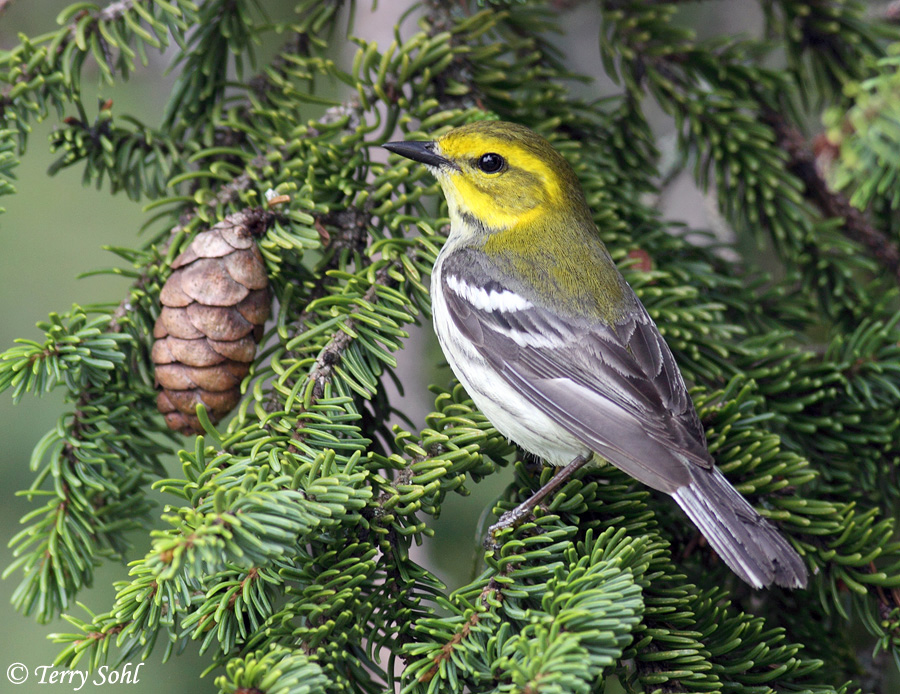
[0,0,159,113]
[763,108,900,285]
[290,241,417,449]
[418,611,483,683]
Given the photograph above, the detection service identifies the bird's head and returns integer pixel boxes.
[384,121,588,234]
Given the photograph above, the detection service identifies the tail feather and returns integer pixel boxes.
[673,467,807,589]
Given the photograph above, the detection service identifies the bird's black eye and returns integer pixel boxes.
[477,153,505,174]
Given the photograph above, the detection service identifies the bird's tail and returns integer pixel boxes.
[673,467,807,589]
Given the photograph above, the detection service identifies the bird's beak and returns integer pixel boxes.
[383,140,457,170]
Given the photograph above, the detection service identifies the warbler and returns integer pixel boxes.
[384,121,807,589]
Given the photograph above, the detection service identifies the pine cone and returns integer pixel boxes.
[153,212,271,434]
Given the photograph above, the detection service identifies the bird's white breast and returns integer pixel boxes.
[431,251,588,466]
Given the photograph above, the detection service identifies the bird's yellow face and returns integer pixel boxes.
[385,121,583,234]
[434,123,566,231]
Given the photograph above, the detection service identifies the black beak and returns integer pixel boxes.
[383,140,455,169]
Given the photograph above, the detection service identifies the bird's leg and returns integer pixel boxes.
[484,453,590,551]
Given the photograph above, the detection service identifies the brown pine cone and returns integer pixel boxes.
[153,212,271,434]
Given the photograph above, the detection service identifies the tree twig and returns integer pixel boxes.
[762,108,900,285]
[1,1,150,117]
[288,243,419,450]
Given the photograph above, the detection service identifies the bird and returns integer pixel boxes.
[383,120,807,589]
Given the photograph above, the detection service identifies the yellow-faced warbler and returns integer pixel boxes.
[384,121,807,589]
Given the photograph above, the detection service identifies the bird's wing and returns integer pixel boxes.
[438,250,712,494]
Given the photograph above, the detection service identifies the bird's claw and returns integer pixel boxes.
[483,504,536,553]
[483,454,591,554]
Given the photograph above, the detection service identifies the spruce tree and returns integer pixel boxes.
[2,1,900,692]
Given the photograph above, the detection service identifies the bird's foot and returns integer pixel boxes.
[483,501,541,553]
[482,452,591,554]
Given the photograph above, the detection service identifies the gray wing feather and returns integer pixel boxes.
[440,253,712,493]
